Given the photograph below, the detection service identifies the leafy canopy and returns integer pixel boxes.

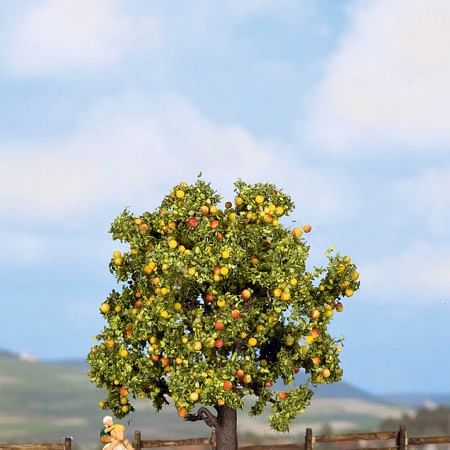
[87,179,359,432]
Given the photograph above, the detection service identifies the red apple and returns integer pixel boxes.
[279,392,289,400]
[151,354,160,362]
[235,369,245,379]
[214,339,224,349]
[119,387,128,397]
[200,205,210,216]
[215,321,225,331]
[223,380,233,391]
[187,217,199,228]
[231,309,241,319]
[311,328,320,338]
[265,380,273,388]
[215,232,224,241]
[161,357,170,367]
[210,219,219,229]
[241,289,251,300]
[134,299,143,309]
[139,223,149,234]
[204,292,214,303]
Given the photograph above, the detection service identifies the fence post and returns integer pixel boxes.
[210,430,216,450]
[305,428,313,450]
[397,425,407,450]
[64,436,72,450]
[134,430,142,450]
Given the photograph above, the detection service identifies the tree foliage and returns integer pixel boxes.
[87,179,359,432]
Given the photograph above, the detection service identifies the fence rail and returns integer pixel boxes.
[409,435,450,445]
[314,431,398,442]
[134,430,216,449]
[133,425,450,449]
[2,426,450,450]
[0,437,72,450]
[250,425,448,450]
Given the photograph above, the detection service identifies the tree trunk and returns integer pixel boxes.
[215,406,238,450]
[184,406,238,450]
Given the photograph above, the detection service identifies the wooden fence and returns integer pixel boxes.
[0,437,72,450]
[133,430,216,449]
[133,426,450,449]
[2,426,450,450]
[242,425,450,450]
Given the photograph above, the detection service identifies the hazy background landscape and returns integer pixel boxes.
[2,349,450,448]
[1,0,450,447]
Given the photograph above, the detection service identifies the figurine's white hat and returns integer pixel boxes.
[103,415,113,425]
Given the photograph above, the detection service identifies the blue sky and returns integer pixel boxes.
[1,0,449,394]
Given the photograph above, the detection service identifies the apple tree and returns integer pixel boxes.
[87,179,360,450]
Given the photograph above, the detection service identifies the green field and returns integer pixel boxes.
[0,354,410,448]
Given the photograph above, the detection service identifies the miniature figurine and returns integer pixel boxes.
[101,416,134,450]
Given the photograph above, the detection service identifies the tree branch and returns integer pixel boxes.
[184,406,218,429]
[241,298,256,313]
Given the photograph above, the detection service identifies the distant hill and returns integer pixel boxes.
[313,379,381,401]
[0,354,414,446]
[43,358,89,371]
[379,393,450,408]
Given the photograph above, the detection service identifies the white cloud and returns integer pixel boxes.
[361,241,450,301]
[140,0,313,63]
[0,92,350,226]
[1,0,162,77]
[306,0,450,153]
[394,167,450,234]
[0,0,313,79]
